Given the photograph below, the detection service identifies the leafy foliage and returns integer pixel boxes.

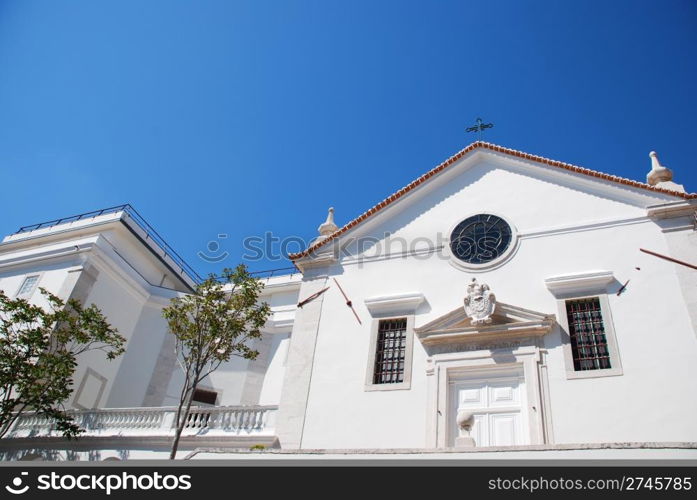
[0,288,125,438]
[164,265,270,458]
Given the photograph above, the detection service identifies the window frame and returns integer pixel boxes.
[364,315,415,392]
[556,293,623,380]
[15,274,42,299]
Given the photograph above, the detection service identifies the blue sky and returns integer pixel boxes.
[1,0,695,275]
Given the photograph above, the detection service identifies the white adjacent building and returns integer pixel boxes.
[1,141,696,461]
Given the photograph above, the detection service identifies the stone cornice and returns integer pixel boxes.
[0,240,95,272]
[293,252,337,272]
[264,316,295,334]
[544,270,614,296]
[364,292,426,316]
[646,200,697,219]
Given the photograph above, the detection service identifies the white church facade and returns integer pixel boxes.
[1,141,696,460]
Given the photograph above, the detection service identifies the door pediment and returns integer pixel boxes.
[415,301,555,346]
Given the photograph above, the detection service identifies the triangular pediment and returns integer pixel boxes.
[414,302,556,346]
[291,142,690,266]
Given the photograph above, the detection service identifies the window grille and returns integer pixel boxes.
[565,298,611,371]
[373,318,408,384]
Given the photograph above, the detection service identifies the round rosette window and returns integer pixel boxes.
[449,214,513,265]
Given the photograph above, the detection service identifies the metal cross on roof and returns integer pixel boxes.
[466,117,494,141]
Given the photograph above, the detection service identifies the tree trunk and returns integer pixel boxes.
[169,384,196,459]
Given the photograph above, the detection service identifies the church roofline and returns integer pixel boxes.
[289,141,697,261]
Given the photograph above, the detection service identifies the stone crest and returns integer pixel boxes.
[463,278,496,325]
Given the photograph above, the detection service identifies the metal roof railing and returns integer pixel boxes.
[14,205,303,288]
[15,204,204,285]
[16,204,131,234]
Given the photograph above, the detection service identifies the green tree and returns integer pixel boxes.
[0,288,125,438]
[163,265,270,459]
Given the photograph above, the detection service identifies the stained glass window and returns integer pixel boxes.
[450,214,512,264]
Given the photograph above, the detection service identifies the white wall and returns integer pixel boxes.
[0,257,84,306]
[293,156,697,449]
[71,263,146,409]
[259,332,291,405]
[106,301,172,407]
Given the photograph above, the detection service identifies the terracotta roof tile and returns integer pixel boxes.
[289,141,696,261]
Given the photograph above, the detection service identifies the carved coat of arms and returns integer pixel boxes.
[463,278,496,325]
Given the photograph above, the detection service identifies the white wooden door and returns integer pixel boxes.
[449,373,526,447]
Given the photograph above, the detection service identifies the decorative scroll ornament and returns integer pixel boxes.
[463,278,496,325]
